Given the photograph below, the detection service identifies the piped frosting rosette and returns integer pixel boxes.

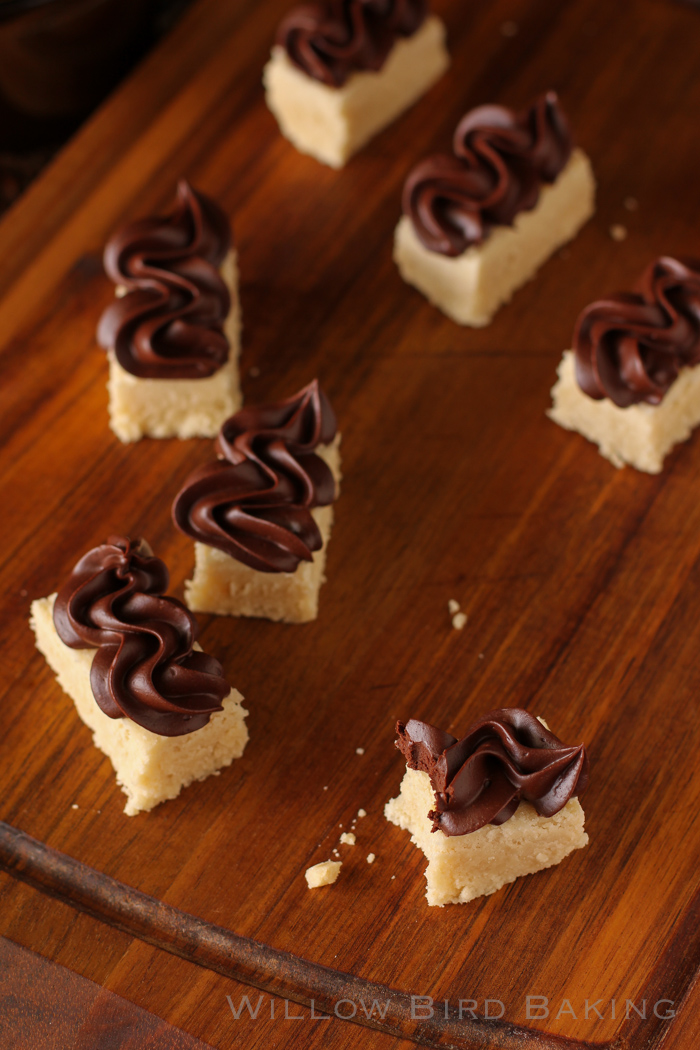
[276,0,426,87]
[574,256,700,407]
[172,380,337,573]
[395,708,588,836]
[97,180,232,380]
[402,92,573,255]
[53,536,230,736]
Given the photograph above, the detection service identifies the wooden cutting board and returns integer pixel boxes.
[0,937,214,1049]
[1,0,700,1047]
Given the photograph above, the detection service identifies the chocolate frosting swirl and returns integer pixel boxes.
[574,256,700,407]
[395,709,588,836]
[172,380,337,574]
[97,180,232,379]
[277,0,426,87]
[403,92,573,256]
[53,536,230,737]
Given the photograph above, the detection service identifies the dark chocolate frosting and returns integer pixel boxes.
[574,256,700,407]
[97,180,232,380]
[276,0,427,87]
[53,536,230,737]
[172,380,337,574]
[395,709,588,836]
[402,92,573,256]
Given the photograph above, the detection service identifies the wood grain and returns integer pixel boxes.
[0,936,213,1050]
[0,822,587,1050]
[1,0,700,1047]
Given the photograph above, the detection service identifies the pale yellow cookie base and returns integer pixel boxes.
[385,767,588,906]
[393,148,596,327]
[263,17,450,169]
[548,350,700,474]
[185,438,341,624]
[30,595,248,816]
[107,250,242,443]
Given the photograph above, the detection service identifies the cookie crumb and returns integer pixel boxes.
[447,599,460,615]
[357,808,367,818]
[452,612,468,630]
[478,653,484,659]
[305,861,341,888]
[340,832,356,846]
[610,224,628,242]
[623,196,638,211]
[355,747,365,755]
[391,875,396,880]
[500,20,518,36]
[367,853,376,864]
[323,785,328,791]
[71,804,79,810]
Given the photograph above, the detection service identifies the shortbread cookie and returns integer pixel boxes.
[549,256,700,472]
[264,1,449,168]
[97,181,241,442]
[173,380,341,623]
[30,536,248,815]
[385,710,588,906]
[394,93,595,326]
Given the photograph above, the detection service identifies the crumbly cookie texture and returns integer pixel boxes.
[385,767,588,907]
[184,436,341,623]
[305,860,342,888]
[549,349,700,473]
[263,16,449,169]
[394,148,595,327]
[107,250,242,443]
[30,595,248,816]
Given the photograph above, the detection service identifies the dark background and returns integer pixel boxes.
[0,0,194,214]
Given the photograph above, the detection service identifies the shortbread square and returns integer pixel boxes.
[107,250,242,443]
[31,595,248,816]
[385,767,588,907]
[394,148,595,327]
[185,437,340,623]
[549,349,700,473]
[263,16,449,169]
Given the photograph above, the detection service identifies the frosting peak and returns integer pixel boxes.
[97,181,232,379]
[395,709,588,836]
[53,536,230,736]
[276,0,427,87]
[402,92,573,256]
[574,256,700,407]
[172,380,338,573]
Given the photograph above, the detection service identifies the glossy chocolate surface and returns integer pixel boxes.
[396,708,588,836]
[97,181,232,379]
[54,536,230,736]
